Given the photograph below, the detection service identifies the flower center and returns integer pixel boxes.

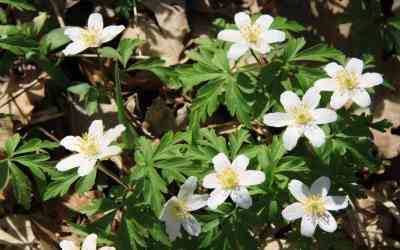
[80,133,99,156]
[217,167,239,189]
[82,29,98,46]
[291,106,313,125]
[171,199,188,219]
[241,25,261,44]
[304,195,326,217]
[335,70,359,90]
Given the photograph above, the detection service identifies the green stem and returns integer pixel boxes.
[250,49,262,65]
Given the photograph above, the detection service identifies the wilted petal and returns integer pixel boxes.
[263,112,292,127]
[318,211,337,233]
[178,176,197,200]
[314,78,339,92]
[56,154,85,172]
[212,153,231,172]
[301,215,318,237]
[217,30,245,43]
[232,154,249,172]
[64,27,84,41]
[255,14,274,29]
[345,58,363,75]
[230,187,252,209]
[359,73,383,88]
[103,124,126,146]
[186,194,208,211]
[165,218,182,241]
[304,125,326,148]
[207,189,230,210]
[182,215,201,237]
[311,108,337,125]
[87,13,103,31]
[282,126,302,151]
[88,120,104,139]
[100,25,125,44]
[324,196,348,211]
[60,136,82,152]
[203,173,221,189]
[282,202,305,221]
[302,87,321,109]
[239,170,265,186]
[288,179,311,202]
[352,88,371,108]
[262,30,285,44]
[81,234,97,250]
[330,90,349,110]
[324,62,343,78]
[310,176,331,197]
[227,43,249,61]
[63,42,88,55]
[280,91,301,112]
[59,240,77,250]
[77,158,97,176]
[234,12,251,29]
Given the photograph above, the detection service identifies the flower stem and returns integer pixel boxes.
[250,49,262,65]
[98,164,129,190]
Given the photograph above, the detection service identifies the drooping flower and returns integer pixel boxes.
[63,13,125,55]
[56,120,125,176]
[217,12,286,61]
[263,88,337,151]
[160,176,208,241]
[314,58,383,109]
[281,176,348,237]
[59,233,115,250]
[202,153,265,209]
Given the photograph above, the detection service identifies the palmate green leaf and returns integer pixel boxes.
[4,134,20,156]
[282,37,306,62]
[9,162,32,209]
[0,161,9,191]
[270,16,305,32]
[224,77,251,126]
[0,0,36,11]
[0,36,38,55]
[12,154,48,181]
[191,80,223,123]
[117,38,143,68]
[75,167,97,195]
[97,47,121,61]
[80,198,116,216]
[14,138,58,155]
[228,129,250,157]
[292,43,345,62]
[117,210,148,250]
[43,174,79,201]
[40,28,70,52]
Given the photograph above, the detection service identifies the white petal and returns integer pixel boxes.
[304,125,326,148]
[282,126,302,151]
[263,112,291,127]
[310,176,331,197]
[100,25,125,44]
[212,153,231,172]
[165,218,182,241]
[81,234,97,250]
[56,154,85,172]
[230,187,252,209]
[239,170,265,186]
[324,196,348,211]
[255,15,274,29]
[324,62,344,78]
[103,124,126,146]
[232,154,249,172]
[288,179,311,202]
[234,12,251,29]
[186,194,208,211]
[178,176,197,200]
[281,202,305,221]
[311,108,337,125]
[62,42,88,55]
[262,30,286,44]
[88,120,104,139]
[64,27,84,41]
[345,58,363,75]
[203,173,221,189]
[302,87,321,110]
[207,189,230,210]
[359,73,383,88]
[330,90,349,109]
[227,43,249,61]
[87,13,103,31]
[159,197,175,221]
[318,211,337,233]
[301,215,318,237]
[217,30,245,43]
[280,91,301,112]
[251,42,271,54]
[352,88,371,108]
[182,215,201,237]
[314,78,339,92]
[59,240,77,250]
[60,136,82,152]
[77,158,97,176]
[98,247,115,250]
[98,145,122,159]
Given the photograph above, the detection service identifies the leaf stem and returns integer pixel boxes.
[98,164,129,190]
[250,49,263,65]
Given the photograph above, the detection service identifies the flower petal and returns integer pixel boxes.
[324,196,348,211]
[88,120,104,139]
[100,25,125,44]
[359,73,383,88]
[77,158,97,176]
[203,173,221,189]
[282,126,302,151]
[60,136,82,152]
[98,247,116,250]
[230,187,252,209]
[103,124,126,146]
[330,90,349,110]
[255,14,274,29]
[159,197,175,221]
[212,153,231,172]
[251,42,271,54]
[262,29,286,44]
[186,194,208,211]
[280,91,301,112]
[81,234,97,250]
[227,43,249,61]
[59,240,77,250]
[282,202,305,221]
[64,27,84,41]
[178,176,197,200]
[302,87,321,110]
[182,215,201,237]
[165,217,182,241]
[207,189,230,210]
[310,176,331,197]
[301,215,318,237]
[345,58,363,75]
[311,108,337,125]
[288,179,311,202]
[324,62,344,78]
[232,154,249,172]
[318,211,337,233]
[234,12,251,29]
[239,170,265,186]
[217,30,245,43]
[352,88,371,108]
[62,42,88,55]
[56,154,85,172]
[263,112,292,127]
[314,78,339,92]
[98,145,122,159]
[87,13,103,31]
[304,125,326,148]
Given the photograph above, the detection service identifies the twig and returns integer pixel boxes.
[98,164,129,190]
[49,0,65,28]
[37,127,60,143]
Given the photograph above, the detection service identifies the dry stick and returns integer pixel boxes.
[49,0,65,27]
[98,164,129,190]
[37,127,60,143]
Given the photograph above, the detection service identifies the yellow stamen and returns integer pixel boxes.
[217,167,239,189]
[82,29,98,47]
[304,195,326,217]
[241,25,261,44]
[335,70,359,90]
[171,199,188,219]
[79,133,99,156]
[291,106,313,125]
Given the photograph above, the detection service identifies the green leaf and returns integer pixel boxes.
[0,36,37,55]
[13,154,48,181]
[0,161,9,191]
[117,212,147,250]
[14,138,58,155]
[117,38,142,68]
[0,0,36,11]
[292,44,345,62]
[9,163,32,209]
[97,47,121,61]
[68,83,91,100]
[43,174,79,201]
[283,38,306,62]
[80,198,116,215]
[40,28,70,52]
[271,16,305,32]
[388,16,400,30]
[191,80,223,122]
[4,134,20,156]
[224,77,251,125]
[75,167,97,194]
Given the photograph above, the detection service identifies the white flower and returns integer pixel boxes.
[282,176,348,237]
[56,120,125,176]
[59,233,115,250]
[217,12,285,61]
[314,58,383,109]
[263,88,337,151]
[160,176,208,241]
[202,153,265,210]
[63,13,125,55]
